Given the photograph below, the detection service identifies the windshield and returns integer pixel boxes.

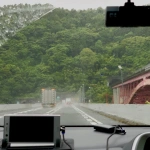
[0,0,150,126]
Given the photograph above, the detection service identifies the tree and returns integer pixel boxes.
[0,6,149,103]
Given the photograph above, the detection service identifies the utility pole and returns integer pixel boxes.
[118,65,123,83]
[118,65,124,103]
[80,86,82,103]
[89,87,91,103]
[82,84,85,103]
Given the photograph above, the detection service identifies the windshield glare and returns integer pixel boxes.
[0,0,149,126]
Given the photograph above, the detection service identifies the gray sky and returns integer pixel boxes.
[0,0,150,9]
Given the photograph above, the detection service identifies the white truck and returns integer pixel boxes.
[66,98,72,105]
[41,89,56,107]
[62,100,66,104]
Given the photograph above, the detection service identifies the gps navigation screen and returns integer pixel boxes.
[9,116,54,142]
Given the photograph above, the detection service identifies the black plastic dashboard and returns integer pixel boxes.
[0,126,150,150]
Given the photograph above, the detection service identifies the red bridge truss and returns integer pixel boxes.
[113,72,150,104]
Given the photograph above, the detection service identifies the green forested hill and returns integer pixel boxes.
[1,7,150,103]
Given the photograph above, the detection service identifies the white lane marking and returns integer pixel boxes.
[87,118,92,122]
[0,107,43,118]
[46,108,56,114]
[51,107,62,114]
[91,122,97,125]
[0,106,61,118]
[46,106,62,114]
[82,115,88,119]
[16,107,42,114]
[72,105,102,125]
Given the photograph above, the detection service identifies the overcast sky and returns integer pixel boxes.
[0,0,150,9]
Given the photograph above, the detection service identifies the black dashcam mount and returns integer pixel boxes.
[124,0,134,7]
[106,0,150,27]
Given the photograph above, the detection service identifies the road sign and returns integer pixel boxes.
[57,96,60,100]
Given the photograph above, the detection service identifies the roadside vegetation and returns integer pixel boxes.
[1,6,150,103]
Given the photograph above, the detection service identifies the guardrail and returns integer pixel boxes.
[78,103,150,125]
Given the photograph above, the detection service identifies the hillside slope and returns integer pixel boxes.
[0,7,150,103]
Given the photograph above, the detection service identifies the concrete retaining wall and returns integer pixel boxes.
[78,103,150,125]
[0,103,41,112]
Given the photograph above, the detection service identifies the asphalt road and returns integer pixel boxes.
[0,104,124,126]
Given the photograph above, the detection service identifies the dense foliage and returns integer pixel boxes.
[1,6,150,103]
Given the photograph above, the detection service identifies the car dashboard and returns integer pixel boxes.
[0,126,150,150]
[63,126,150,150]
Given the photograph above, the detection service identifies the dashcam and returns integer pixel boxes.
[106,1,150,27]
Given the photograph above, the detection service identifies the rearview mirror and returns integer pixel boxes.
[106,1,150,27]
